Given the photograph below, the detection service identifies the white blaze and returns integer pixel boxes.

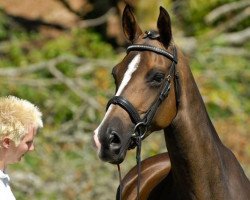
[93,54,141,152]
[115,54,141,96]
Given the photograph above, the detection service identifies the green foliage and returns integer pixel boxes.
[179,0,244,35]
[40,29,114,59]
[0,14,120,197]
[191,43,250,120]
[0,9,11,40]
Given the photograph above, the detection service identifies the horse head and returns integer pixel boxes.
[94,5,179,164]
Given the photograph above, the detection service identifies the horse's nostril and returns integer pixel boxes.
[109,131,121,144]
[109,131,121,154]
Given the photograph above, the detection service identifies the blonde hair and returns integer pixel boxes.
[0,96,43,146]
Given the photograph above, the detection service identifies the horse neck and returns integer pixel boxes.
[164,50,227,197]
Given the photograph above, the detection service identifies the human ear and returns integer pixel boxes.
[2,138,11,149]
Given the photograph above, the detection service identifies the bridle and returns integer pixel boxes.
[107,43,179,144]
[107,32,179,200]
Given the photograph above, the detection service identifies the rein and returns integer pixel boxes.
[108,41,179,200]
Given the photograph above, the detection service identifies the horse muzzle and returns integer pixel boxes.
[95,127,131,164]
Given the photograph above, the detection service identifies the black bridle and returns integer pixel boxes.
[108,39,179,200]
[107,44,179,143]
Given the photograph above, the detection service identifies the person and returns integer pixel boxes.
[0,96,43,200]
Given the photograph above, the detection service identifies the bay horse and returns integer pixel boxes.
[93,5,250,200]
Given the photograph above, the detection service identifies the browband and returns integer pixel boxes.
[127,44,177,64]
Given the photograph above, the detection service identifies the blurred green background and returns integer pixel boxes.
[0,0,249,199]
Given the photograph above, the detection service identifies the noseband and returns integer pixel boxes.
[107,40,179,200]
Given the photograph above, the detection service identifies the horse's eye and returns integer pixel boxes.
[147,71,165,87]
[153,74,164,83]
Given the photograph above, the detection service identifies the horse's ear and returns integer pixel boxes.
[122,5,143,42]
[157,7,172,47]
